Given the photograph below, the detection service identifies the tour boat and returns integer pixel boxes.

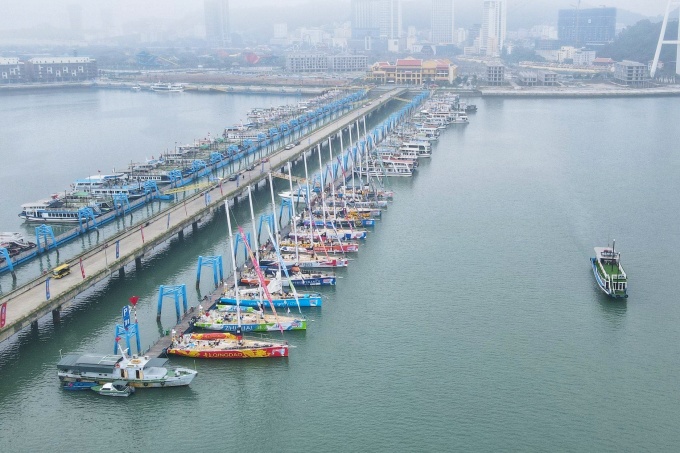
[193,306,307,332]
[150,82,184,92]
[57,344,197,388]
[167,332,289,359]
[19,198,111,223]
[590,241,628,298]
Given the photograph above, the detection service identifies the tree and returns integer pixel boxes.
[599,19,678,74]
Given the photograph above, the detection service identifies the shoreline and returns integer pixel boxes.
[476,84,680,98]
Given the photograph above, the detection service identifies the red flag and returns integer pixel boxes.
[129,296,139,306]
[79,257,85,279]
[140,225,145,243]
[0,302,7,328]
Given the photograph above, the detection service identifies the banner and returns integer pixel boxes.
[0,302,6,328]
[167,213,171,229]
[79,257,85,279]
[140,225,145,243]
[46,278,51,300]
[115,240,120,259]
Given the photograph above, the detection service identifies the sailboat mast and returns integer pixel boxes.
[317,144,327,235]
[224,202,243,334]
[286,162,299,263]
[247,185,259,264]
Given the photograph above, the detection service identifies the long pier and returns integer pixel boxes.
[0,87,410,344]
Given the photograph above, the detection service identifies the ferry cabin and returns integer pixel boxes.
[400,141,431,153]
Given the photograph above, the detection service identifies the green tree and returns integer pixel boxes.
[599,20,678,74]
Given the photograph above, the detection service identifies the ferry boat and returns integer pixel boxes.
[167,332,289,359]
[19,197,111,223]
[57,350,197,387]
[590,242,628,298]
[150,82,184,92]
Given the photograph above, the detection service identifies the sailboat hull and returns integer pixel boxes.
[167,345,289,359]
[218,295,322,308]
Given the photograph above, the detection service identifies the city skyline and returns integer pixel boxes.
[0,0,671,33]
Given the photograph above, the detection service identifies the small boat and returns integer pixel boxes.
[91,382,135,397]
[167,332,289,359]
[62,381,98,391]
[590,241,628,298]
[278,190,308,202]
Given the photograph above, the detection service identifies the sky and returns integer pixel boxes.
[0,0,672,32]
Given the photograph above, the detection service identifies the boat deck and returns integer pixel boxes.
[598,261,624,279]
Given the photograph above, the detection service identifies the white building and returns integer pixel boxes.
[480,0,506,56]
[431,0,455,45]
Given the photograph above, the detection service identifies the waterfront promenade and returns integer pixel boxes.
[0,87,408,344]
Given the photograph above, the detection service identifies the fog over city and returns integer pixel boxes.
[0,0,671,34]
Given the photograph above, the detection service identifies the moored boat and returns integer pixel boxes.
[193,306,307,332]
[91,382,135,397]
[167,332,289,359]
[590,241,628,298]
[57,346,197,388]
[62,381,98,391]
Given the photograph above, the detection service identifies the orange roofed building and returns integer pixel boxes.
[368,57,457,85]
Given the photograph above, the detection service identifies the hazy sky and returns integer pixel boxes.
[0,0,671,31]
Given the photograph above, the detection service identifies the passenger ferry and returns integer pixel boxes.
[150,82,184,92]
[19,197,111,223]
[590,242,628,298]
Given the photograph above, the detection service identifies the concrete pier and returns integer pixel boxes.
[0,87,411,344]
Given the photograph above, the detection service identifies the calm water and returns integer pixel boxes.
[1,90,680,452]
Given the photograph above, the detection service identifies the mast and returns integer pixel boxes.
[286,162,299,263]
[317,144,328,238]
[224,201,243,343]
[247,185,259,265]
[303,150,315,245]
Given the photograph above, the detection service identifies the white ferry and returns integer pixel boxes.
[150,82,184,93]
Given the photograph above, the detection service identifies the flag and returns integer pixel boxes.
[0,302,7,328]
[115,240,120,259]
[140,225,145,243]
[79,257,85,278]
[46,278,51,300]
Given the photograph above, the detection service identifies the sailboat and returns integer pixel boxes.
[193,305,307,332]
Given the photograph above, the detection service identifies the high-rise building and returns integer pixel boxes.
[431,0,455,45]
[557,7,616,47]
[351,0,401,40]
[480,0,506,56]
[204,0,230,47]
